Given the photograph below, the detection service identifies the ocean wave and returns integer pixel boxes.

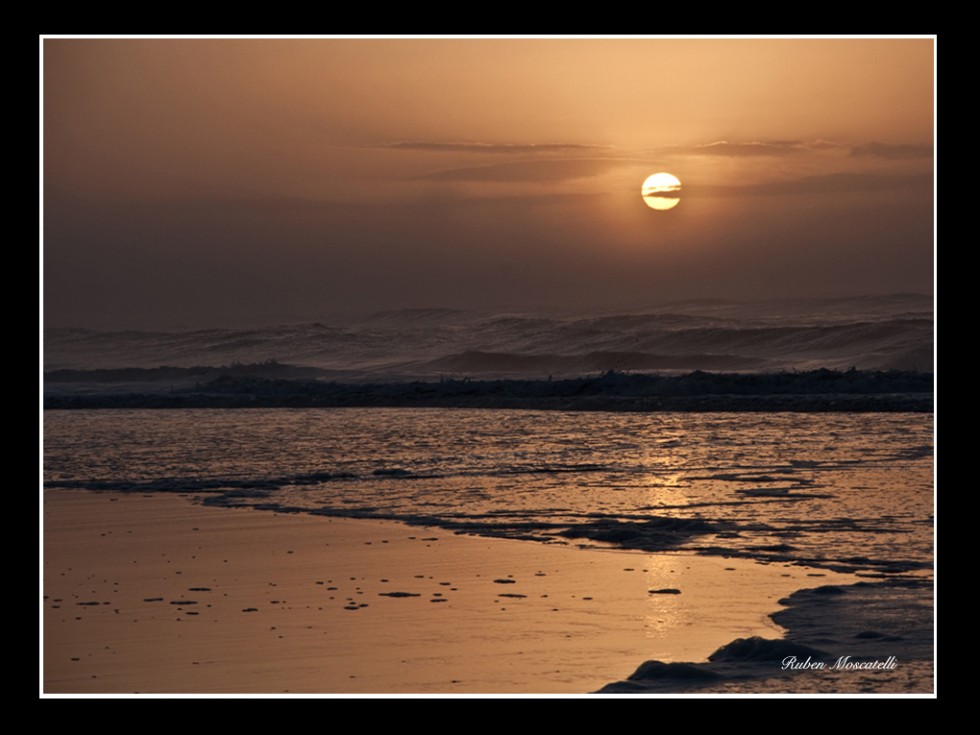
[44,295,933,377]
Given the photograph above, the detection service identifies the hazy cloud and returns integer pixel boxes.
[810,139,849,150]
[379,141,610,155]
[411,158,630,183]
[687,172,933,197]
[849,141,933,159]
[689,140,809,157]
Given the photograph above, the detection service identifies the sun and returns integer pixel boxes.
[642,172,682,211]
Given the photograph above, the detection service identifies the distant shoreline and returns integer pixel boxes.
[44,368,933,412]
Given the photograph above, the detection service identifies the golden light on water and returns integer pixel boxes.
[642,172,682,211]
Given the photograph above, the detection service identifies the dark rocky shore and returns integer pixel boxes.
[45,367,932,412]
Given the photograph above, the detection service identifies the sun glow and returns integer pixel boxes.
[642,172,682,211]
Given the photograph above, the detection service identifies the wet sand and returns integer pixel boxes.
[42,490,858,695]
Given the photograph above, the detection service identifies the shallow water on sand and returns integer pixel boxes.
[45,409,933,579]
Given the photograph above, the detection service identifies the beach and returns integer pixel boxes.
[42,37,935,698]
[43,489,861,695]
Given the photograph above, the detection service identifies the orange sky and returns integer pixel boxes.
[43,37,934,328]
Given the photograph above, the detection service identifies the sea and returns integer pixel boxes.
[42,294,935,694]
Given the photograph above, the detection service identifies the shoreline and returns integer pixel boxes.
[43,490,861,695]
